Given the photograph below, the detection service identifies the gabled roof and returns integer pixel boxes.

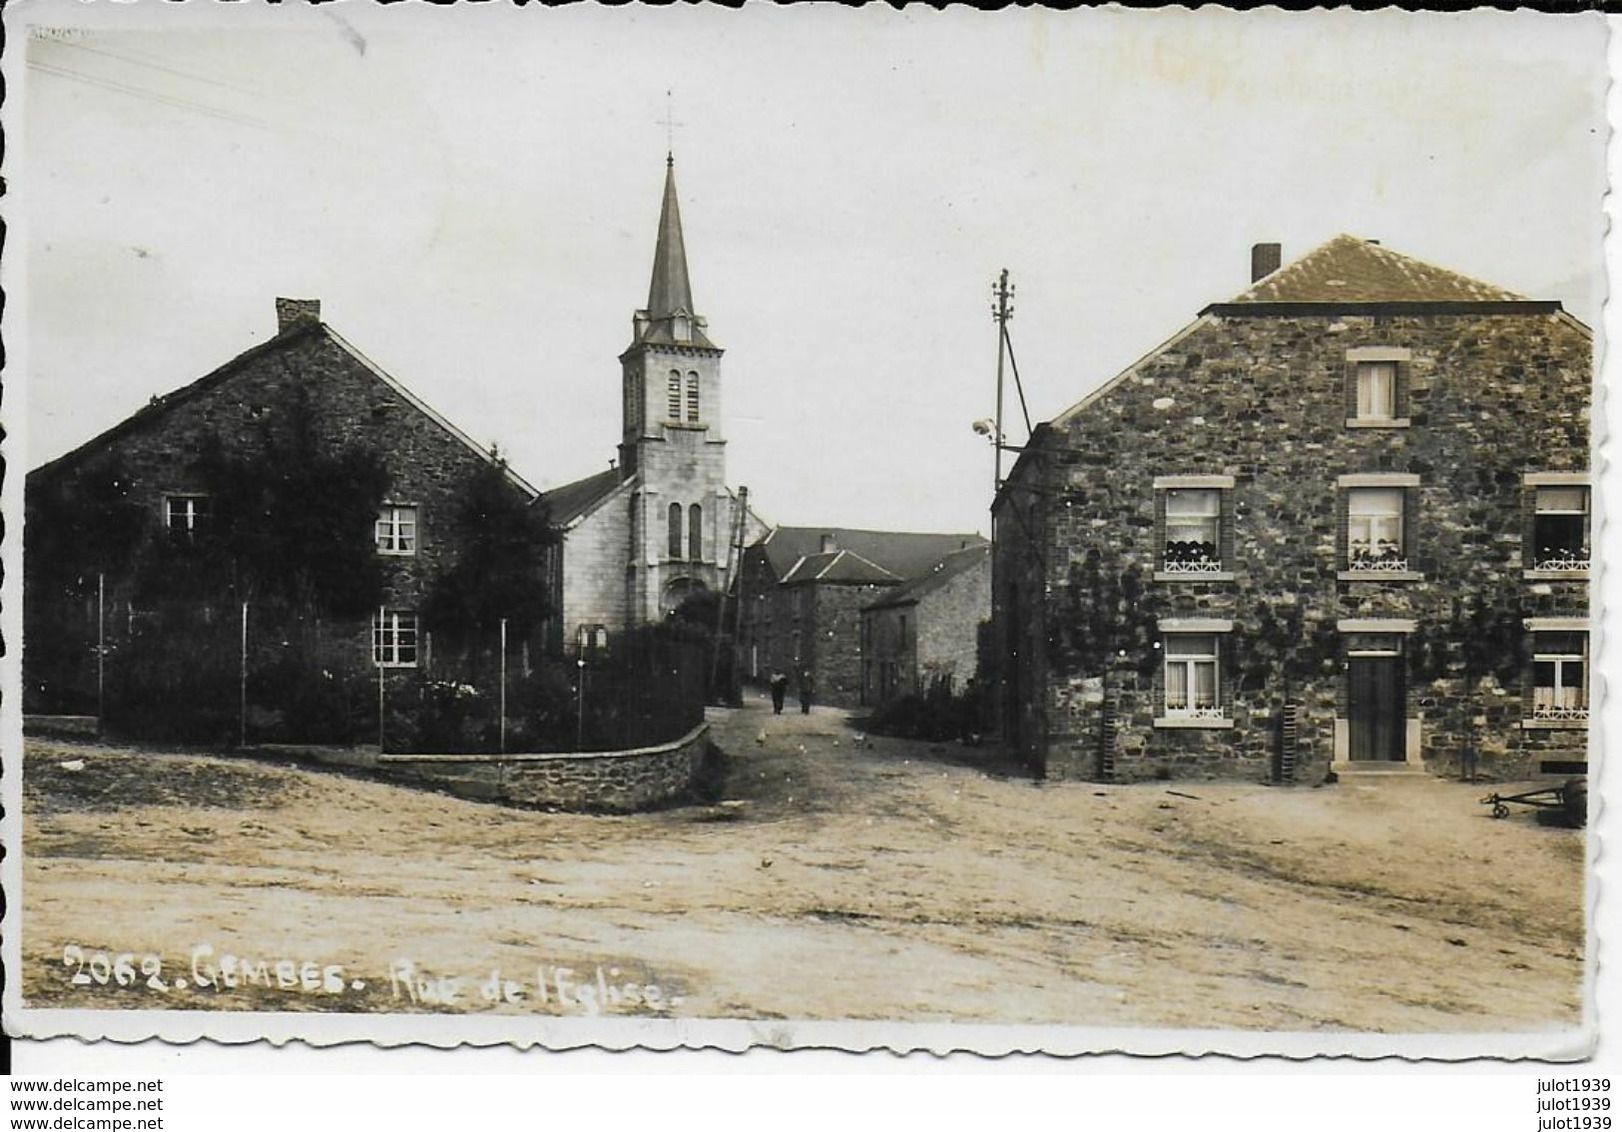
[538,466,628,528]
[1222,234,1525,305]
[865,542,990,611]
[755,527,987,583]
[30,320,537,499]
[782,549,900,586]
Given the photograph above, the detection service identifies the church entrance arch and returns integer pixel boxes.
[662,577,708,618]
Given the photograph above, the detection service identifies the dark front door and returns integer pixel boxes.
[1348,655,1405,761]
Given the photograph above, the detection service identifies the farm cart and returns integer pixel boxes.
[1481,777,1587,828]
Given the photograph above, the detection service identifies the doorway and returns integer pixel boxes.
[1346,634,1405,762]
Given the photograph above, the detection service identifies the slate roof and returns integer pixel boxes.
[30,320,538,498]
[865,542,990,611]
[538,466,626,527]
[757,527,987,584]
[1224,234,1525,305]
[781,549,900,586]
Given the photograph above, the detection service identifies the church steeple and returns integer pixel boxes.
[647,157,694,320]
[631,158,714,349]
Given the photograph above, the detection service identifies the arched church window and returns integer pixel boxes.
[668,502,683,559]
[667,372,682,421]
[689,503,703,562]
[686,372,700,423]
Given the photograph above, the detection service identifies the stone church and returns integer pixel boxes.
[540,159,764,651]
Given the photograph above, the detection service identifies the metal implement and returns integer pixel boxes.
[1480,777,1587,828]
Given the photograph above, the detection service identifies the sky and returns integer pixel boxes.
[10,4,1607,538]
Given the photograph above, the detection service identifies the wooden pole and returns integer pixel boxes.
[377,605,386,753]
[97,573,106,731]
[499,618,508,754]
[239,601,249,748]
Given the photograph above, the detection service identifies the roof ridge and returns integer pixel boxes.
[1227,233,1525,305]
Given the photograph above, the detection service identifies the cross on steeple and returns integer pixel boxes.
[660,90,682,165]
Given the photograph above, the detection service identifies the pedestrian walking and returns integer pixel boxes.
[770,671,788,715]
[798,670,813,714]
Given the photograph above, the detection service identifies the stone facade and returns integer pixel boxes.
[994,239,1591,784]
[24,309,535,701]
[863,545,991,705]
[737,529,989,709]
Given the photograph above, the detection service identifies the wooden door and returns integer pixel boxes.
[1348,655,1404,761]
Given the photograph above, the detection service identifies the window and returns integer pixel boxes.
[1153,476,1234,580]
[372,610,419,667]
[667,502,683,559]
[1533,486,1589,571]
[375,505,418,556]
[1355,362,1396,420]
[1532,632,1587,722]
[1345,347,1410,426]
[164,495,211,542]
[686,372,700,423]
[688,503,703,562]
[1164,489,1221,573]
[624,370,642,432]
[1346,488,1406,572]
[1163,634,1221,719]
[667,371,682,421]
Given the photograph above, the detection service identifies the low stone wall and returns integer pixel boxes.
[372,723,710,812]
[23,715,99,739]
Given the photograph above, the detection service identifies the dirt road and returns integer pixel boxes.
[20,696,1585,1031]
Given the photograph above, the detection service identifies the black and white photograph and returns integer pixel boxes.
[2,0,1609,1089]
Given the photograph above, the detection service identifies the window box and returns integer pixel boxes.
[1526,628,1587,730]
[1523,477,1590,576]
[1153,477,1234,583]
[1338,476,1420,579]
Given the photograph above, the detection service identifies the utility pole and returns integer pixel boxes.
[499,617,508,754]
[991,268,1015,494]
[713,485,750,699]
[239,602,249,749]
[96,573,106,732]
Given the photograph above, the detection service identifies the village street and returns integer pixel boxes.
[22,699,1584,1032]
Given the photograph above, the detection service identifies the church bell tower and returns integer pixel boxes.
[619,157,731,623]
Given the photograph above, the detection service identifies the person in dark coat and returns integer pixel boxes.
[770,672,788,715]
[798,670,813,714]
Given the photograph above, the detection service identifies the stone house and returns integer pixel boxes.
[537,159,764,653]
[862,543,992,706]
[737,528,987,707]
[992,235,1590,783]
[23,297,540,718]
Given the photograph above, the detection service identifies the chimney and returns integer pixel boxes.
[1250,243,1281,283]
[820,533,837,554]
[275,297,322,334]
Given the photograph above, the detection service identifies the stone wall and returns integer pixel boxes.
[560,482,632,645]
[27,323,533,652]
[805,583,888,708]
[1000,308,1591,783]
[373,723,710,812]
[915,554,991,692]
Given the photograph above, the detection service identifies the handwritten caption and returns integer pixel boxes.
[57,943,683,1014]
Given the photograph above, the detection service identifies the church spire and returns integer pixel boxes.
[630,158,714,349]
[646,158,694,320]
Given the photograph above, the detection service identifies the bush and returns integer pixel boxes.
[866,681,990,743]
